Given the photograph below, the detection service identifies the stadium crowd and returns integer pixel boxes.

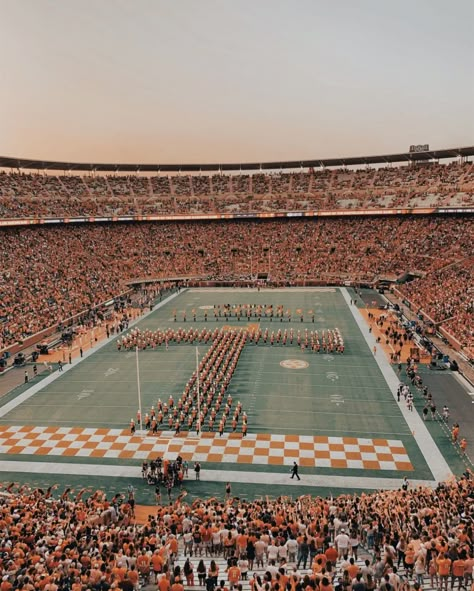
[1,216,473,354]
[0,470,473,591]
[0,161,473,218]
[398,262,474,355]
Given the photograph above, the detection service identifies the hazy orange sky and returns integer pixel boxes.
[1,0,473,164]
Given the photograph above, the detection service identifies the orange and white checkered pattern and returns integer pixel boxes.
[0,426,413,471]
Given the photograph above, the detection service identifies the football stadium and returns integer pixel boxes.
[1,2,473,591]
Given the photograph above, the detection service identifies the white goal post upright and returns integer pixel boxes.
[136,346,144,433]
[196,346,201,439]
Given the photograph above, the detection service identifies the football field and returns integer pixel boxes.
[0,287,456,503]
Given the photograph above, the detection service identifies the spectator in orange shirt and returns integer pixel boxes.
[112,561,127,582]
[118,572,134,591]
[464,554,474,589]
[325,544,338,565]
[236,530,249,558]
[347,558,360,580]
[158,571,171,591]
[171,579,184,591]
[437,554,452,591]
[312,557,326,575]
[451,556,466,590]
[137,549,151,584]
[168,535,179,562]
[404,544,416,577]
[452,424,460,443]
[152,550,164,582]
[127,566,139,590]
[227,560,241,586]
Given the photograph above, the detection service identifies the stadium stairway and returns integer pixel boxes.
[141,545,438,591]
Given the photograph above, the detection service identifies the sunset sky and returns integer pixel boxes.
[1,0,473,165]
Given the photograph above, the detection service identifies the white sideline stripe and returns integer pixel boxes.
[0,290,184,419]
[0,460,436,490]
[451,370,474,392]
[340,287,452,483]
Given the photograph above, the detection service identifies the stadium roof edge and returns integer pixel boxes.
[0,146,473,173]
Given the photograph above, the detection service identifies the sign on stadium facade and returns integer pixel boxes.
[409,144,430,152]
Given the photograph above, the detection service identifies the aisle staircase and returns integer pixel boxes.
[141,545,438,591]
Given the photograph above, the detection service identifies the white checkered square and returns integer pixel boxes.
[131,450,149,460]
[379,461,397,470]
[39,440,56,448]
[75,448,93,457]
[316,458,331,468]
[238,446,254,455]
[346,460,364,469]
[20,446,40,454]
[272,434,286,442]
[62,434,79,442]
[123,443,140,451]
[251,456,268,465]
[329,451,346,460]
[88,435,104,443]
[315,443,330,451]
[35,433,53,441]
[47,448,66,456]
[268,447,285,456]
[344,444,360,453]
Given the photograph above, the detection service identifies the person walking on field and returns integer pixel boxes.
[452,423,460,443]
[291,462,300,480]
[194,461,201,481]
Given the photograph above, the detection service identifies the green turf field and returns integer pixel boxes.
[0,287,455,503]
[2,289,408,436]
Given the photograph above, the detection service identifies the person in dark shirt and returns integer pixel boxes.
[291,462,301,480]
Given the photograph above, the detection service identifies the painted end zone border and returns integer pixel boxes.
[0,426,412,471]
